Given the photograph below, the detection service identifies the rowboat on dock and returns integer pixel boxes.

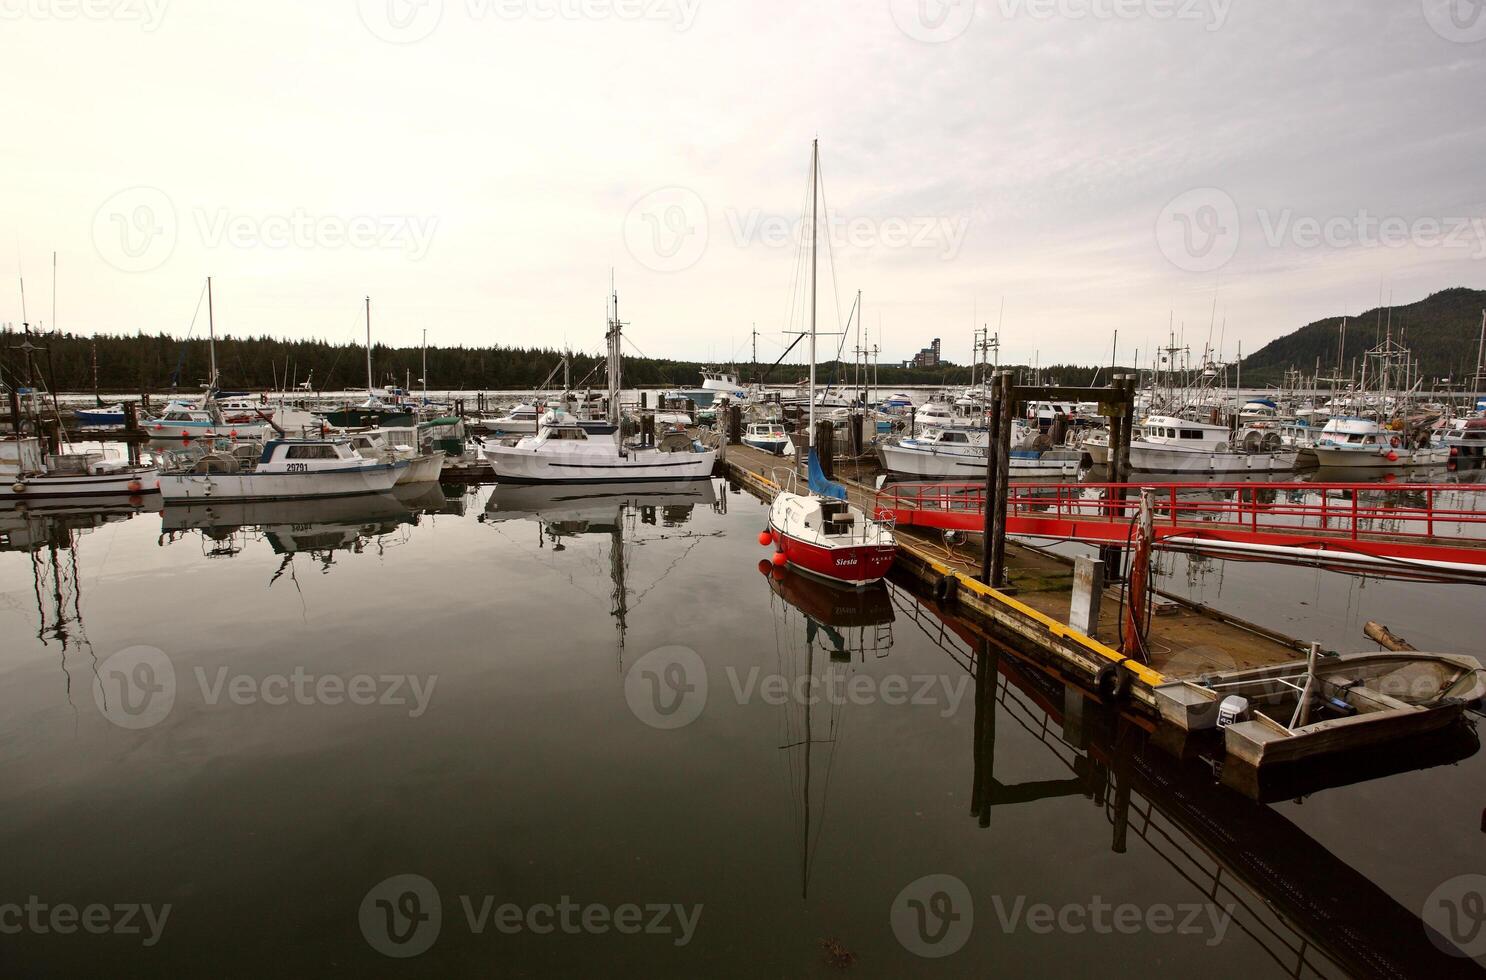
[1155,649,1485,767]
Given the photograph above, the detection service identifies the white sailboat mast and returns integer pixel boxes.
[206,276,217,389]
[365,296,374,397]
[808,138,818,451]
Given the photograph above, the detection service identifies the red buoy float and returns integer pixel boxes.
[757,529,773,547]
[1386,450,1399,462]
[771,551,788,567]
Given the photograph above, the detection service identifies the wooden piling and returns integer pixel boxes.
[990,371,1014,588]
[815,419,836,480]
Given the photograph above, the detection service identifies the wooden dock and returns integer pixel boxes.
[720,441,1304,717]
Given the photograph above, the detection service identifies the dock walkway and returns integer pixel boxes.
[721,442,1303,714]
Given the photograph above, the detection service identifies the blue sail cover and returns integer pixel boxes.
[807,448,847,501]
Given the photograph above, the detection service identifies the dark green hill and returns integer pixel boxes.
[1240,287,1486,384]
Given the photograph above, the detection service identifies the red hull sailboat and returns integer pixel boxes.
[762,140,896,588]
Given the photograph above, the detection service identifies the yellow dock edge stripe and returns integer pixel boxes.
[732,463,1166,688]
[913,554,1167,688]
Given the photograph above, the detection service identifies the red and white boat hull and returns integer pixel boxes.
[767,491,895,587]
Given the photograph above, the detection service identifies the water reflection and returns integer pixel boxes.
[0,496,148,650]
[759,566,896,899]
[893,583,1485,978]
[480,480,724,645]
[158,486,436,573]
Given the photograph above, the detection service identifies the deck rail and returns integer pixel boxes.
[876,481,1486,543]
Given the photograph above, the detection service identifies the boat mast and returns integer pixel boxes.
[421,328,428,405]
[606,281,622,427]
[207,276,218,391]
[808,138,818,451]
[1474,309,1485,411]
[364,296,374,398]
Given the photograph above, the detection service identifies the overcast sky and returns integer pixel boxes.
[3,0,1484,368]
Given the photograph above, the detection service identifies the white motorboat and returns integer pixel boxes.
[341,428,444,484]
[742,422,792,456]
[1080,428,1111,466]
[877,426,1079,479]
[2,437,159,500]
[1128,415,1297,473]
[484,291,716,484]
[1442,416,1486,458]
[1312,417,1449,469]
[476,403,542,434]
[146,399,272,443]
[158,438,406,501]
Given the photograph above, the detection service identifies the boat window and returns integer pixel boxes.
[547,427,587,440]
[286,444,339,459]
[941,432,967,443]
[1181,429,1203,439]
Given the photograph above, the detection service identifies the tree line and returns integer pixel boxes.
[0,328,1127,394]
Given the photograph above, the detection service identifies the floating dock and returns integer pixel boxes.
[720,440,1481,772]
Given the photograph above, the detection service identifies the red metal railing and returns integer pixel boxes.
[874,481,1486,556]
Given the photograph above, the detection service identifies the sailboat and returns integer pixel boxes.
[322,298,416,429]
[148,278,273,443]
[764,141,896,587]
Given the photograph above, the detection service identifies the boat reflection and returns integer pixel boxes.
[893,583,1485,977]
[482,479,719,540]
[480,480,723,645]
[1,496,150,651]
[159,489,426,569]
[759,565,897,900]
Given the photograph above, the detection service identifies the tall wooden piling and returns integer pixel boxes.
[814,419,836,480]
[981,381,1003,585]
[990,371,1014,588]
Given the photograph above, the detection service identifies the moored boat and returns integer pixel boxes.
[2,437,159,499]
[158,438,405,501]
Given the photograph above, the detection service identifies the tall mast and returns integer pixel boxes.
[365,296,374,397]
[1474,309,1485,411]
[421,328,428,403]
[808,138,819,450]
[207,276,217,389]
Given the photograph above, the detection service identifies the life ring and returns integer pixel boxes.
[1389,436,1401,449]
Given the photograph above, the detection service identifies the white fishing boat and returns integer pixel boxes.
[1081,427,1111,466]
[2,437,159,499]
[742,421,792,455]
[341,429,444,484]
[158,438,405,501]
[476,403,542,434]
[877,427,1079,478]
[1129,415,1297,473]
[764,141,896,588]
[483,291,717,484]
[485,413,714,483]
[1312,417,1449,469]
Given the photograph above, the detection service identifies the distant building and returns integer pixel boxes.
[904,338,941,369]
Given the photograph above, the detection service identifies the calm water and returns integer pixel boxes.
[1,477,1483,977]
